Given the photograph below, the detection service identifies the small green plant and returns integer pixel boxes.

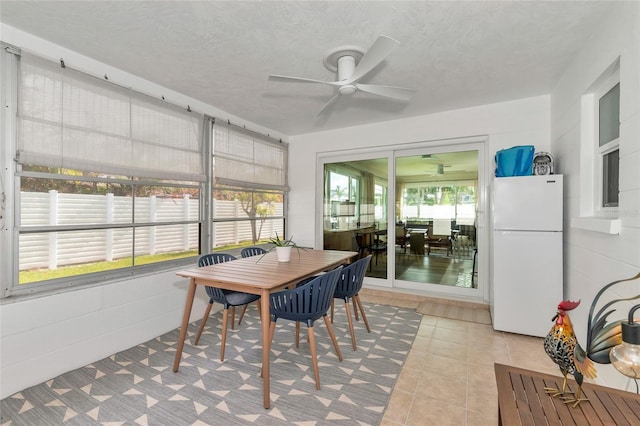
[267,232,300,248]
[257,232,306,262]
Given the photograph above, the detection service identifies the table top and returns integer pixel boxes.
[176,249,357,293]
[495,363,640,426]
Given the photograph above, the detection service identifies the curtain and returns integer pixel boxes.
[212,120,288,191]
[17,52,205,181]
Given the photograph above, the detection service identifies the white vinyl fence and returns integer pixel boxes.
[20,191,283,270]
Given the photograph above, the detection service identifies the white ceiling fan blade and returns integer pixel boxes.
[356,83,415,102]
[317,93,341,116]
[268,74,338,87]
[348,35,399,83]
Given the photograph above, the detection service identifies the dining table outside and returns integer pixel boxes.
[173,248,358,409]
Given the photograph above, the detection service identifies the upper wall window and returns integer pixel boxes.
[577,59,620,222]
[597,82,620,208]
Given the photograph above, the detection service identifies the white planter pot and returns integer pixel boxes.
[275,246,292,262]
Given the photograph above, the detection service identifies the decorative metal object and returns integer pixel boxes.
[609,304,640,392]
[533,151,554,175]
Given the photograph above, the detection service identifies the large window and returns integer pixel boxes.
[7,51,204,296]
[400,182,476,224]
[211,120,288,251]
[1,48,288,297]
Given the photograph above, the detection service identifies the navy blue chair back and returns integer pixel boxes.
[240,247,267,258]
[198,253,236,305]
[334,255,371,301]
[270,266,343,327]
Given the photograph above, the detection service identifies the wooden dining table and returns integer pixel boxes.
[173,249,358,409]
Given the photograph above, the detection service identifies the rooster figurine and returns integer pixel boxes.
[543,272,640,407]
[543,300,597,406]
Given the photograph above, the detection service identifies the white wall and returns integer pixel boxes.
[289,95,551,302]
[551,2,640,391]
[0,25,285,400]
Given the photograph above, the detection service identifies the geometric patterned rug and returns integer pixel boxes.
[0,303,421,426]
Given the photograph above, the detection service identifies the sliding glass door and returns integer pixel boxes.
[323,157,389,280]
[319,139,484,299]
[395,150,478,292]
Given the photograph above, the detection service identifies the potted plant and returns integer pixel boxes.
[262,232,305,262]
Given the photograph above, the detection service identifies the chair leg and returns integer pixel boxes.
[220,308,229,361]
[354,295,371,333]
[323,315,343,361]
[194,302,213,346]
[295,321,301,348]
[343,299,357,351]
[330,299,335,323]
[256,300,261,317]
[352,297,359,321]
[230,306,236,330]
[307,326,321,390]
[238,304,248,325]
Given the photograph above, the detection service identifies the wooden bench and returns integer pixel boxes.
[495,363,640,425]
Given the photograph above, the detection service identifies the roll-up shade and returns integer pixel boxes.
[17,52,205,182]
[212,120,288,191]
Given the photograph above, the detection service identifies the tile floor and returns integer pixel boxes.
[361,291,562,426]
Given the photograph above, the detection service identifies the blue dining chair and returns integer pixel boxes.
[269,266,344,390]
[194,253,261,361]
[331,255,372,351]
[240,247,267,258]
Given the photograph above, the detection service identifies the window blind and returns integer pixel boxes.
[212,120,288,191]
[17,52,205,182]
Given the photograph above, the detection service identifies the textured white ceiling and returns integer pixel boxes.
[0,1,615,136]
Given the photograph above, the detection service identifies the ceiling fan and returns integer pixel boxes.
[268,35,415,115]
[426,164,450,175]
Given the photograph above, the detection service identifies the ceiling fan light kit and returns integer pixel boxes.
[268,35,416,115]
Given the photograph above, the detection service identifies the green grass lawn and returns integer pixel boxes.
[19,241,270,284]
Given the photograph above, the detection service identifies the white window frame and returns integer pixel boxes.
[594,75,620,211]
[573,59,621,235]
[0,46,289,299]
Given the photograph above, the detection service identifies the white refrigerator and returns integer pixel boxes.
[490,175,563,337]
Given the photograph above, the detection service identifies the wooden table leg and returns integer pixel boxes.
[173,278,197,372]
[260,289,271,409]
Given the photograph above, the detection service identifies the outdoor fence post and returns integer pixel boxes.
[106,193,114,262]
[48,190,58,270]
[183,194,190,251]
[149,195,156,255]
[234,200,239,244]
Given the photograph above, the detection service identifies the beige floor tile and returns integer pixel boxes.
[379,418,404,426]
[395,367,422,393]
[432,327,469,344]
[466,407,499,426]
[435,317,470,331]
[383,389,413,424]
[415,369,467,408]
[466,382,498,413]
[384,299,558,426]
[419,315,439,326]
[417,324,435,338]
[405,395,467,426]
[404,350,432,370]
[422,352,468,378]
[470,345,512,366]
[410,335,432,353]
[429,338,468,361]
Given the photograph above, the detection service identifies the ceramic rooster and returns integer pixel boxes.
[543,272,640,407]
